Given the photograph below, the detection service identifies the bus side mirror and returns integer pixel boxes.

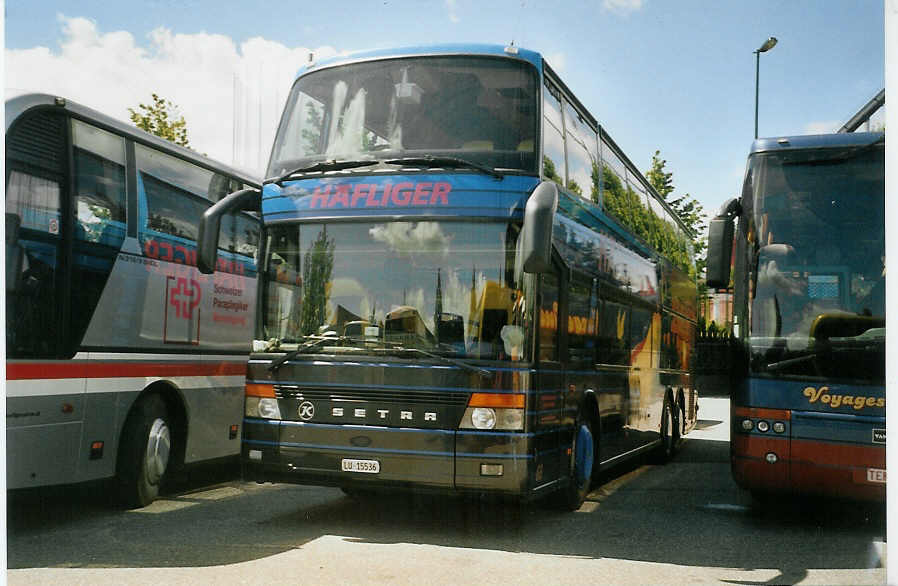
[521,181,558,274]
[197,188,261,274]
[706,198,741,289]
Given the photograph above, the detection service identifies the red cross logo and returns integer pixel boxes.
[169,278,202,319]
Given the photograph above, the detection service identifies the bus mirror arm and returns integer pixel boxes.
[706,198,741,290]
[521,181,558,274]
[197,188,261,275]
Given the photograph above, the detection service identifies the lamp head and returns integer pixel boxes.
[757,37,778,53]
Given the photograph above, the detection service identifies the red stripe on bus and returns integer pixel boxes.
[6,361,247,380]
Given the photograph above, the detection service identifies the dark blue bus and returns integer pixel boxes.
[707,131,885,501]
[198,44,698,509]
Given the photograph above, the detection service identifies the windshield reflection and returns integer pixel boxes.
[747,146,885,382]
[261,221,530,361]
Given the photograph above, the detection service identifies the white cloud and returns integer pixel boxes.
[5,15,337,176]
[802,120,841,135]
[602,0,644,16]
[446,0,461,23]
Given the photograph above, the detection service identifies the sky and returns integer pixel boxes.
[3,0,890,222]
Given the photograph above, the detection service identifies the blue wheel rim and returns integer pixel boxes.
[574,423,594,488]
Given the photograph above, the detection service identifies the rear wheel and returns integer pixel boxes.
[557,415,595,511]
[117,394,172,508]
[651,398,676,464]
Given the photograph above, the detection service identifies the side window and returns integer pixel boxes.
[6,110,66,358]
[567,271,596,364]
[221,211,261,260]
[563,100,598,203]
[143,172,208,242]
[69,120,128,351]
[538,271,560,362]
[542,82,565,187]
[72,120,126,247]
[136,143,259,272]
[600,137,628,221]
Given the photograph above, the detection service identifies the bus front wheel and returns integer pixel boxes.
[557,415,595,511]
[117,394,172,508]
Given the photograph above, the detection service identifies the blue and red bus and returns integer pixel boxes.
[707,131,885,501]
[198,45,698,508]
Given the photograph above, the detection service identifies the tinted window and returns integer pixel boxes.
[538,271,559,362]
[567,271,596,364]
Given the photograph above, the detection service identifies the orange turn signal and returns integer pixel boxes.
[245,383,276,398]
[468,393,525,409]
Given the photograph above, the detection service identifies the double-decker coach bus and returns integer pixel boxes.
[707,131,885,501]
[198,45,698,509]
[6,93,260,507]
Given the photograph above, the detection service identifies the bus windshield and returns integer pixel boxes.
[747,144,885,383]
[260,221,529,361]
[268,56,539,179]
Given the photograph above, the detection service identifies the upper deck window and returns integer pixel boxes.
[269,56,539,178]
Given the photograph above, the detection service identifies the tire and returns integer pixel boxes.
[117,394,172,508]
[557,415,595,511]
[651,398,675,464]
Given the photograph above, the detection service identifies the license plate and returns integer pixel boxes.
[866,468,886,484]
[341,458,380,474]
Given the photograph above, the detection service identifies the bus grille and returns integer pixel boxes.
[274,386,469,407]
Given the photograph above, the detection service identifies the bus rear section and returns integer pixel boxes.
[242,358,538,496]
[707,132,885,501]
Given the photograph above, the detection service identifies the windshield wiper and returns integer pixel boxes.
[266,334,493,379]
[385,156,503,180]
[267,334,359,372]
[268,159,378,186]
[370,340,493,380]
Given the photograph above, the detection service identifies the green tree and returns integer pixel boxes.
[299,227,335,336]
[129,93,190,147]
[646,150,707,276]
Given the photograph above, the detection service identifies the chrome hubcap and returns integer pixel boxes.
[145,418,171,486]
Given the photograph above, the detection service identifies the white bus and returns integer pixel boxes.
[6,94,260,507]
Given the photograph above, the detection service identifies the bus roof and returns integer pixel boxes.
[5,92,260,187]
[296,44,543,79]
[751,131,884,155]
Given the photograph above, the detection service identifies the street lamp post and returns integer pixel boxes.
[754,36,778,139]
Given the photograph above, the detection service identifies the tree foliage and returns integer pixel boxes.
[596,161,693,275]
[129,93,190,148]
[645,150,707,277]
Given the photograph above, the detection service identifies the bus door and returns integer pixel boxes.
[535,270,564,488]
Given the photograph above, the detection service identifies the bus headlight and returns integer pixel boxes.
[773,422,786,433]
[471,407,497,430]
[741,419,754,431]
[459,393,525,431]
[757,420,770,433]
[246,396,282,420]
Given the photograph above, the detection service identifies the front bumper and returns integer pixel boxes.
[242,418,533,495]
